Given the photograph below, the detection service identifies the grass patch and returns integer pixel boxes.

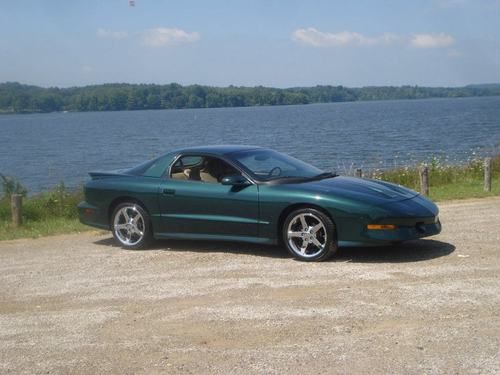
[429,178,500,201]
[0,183,83,222]
[372,155,500,201]
[0,217,92,241]
[0,182,94,241]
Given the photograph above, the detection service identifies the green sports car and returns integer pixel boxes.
[78,145,441,261]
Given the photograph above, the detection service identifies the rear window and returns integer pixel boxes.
[141,153,176,177]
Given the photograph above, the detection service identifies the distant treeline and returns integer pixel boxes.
[1,81,500,114]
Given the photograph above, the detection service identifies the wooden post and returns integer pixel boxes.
[355,168,362,178]
[484,157,492,192]
[11,194,23,227]
[419,166,429,196]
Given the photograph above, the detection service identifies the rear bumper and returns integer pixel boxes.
[77,201,110,230]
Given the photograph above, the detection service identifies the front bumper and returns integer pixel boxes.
[362,193,442,243]
[363,218,442,242]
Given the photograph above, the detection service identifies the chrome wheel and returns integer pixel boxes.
[287,212,327,259]
[113,205,145,246]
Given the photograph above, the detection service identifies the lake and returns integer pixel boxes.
[1,96,499,193]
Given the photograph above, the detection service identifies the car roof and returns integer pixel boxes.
[172,145,264,156]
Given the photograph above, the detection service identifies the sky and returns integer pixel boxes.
[1,0,499,88]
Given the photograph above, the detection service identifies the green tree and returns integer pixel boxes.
[2,81,500,114]
[146,93,161,109]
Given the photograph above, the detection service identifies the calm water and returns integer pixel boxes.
[1,96,500,193]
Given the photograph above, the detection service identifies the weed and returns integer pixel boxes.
[0,174,27,200]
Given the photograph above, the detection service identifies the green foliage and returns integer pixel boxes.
[0,182,88,240]
[1,82,500,114]
[24,184,83,222]
[0,200,9,221]
[0,183,83,222]
[429,178,500,201]
[0,174,27,200]
[0,218,90,241]
[370,155,500,200]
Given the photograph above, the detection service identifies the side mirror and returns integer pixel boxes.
[221,175,250,186]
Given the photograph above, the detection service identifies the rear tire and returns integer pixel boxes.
[283,208,338,261]
[111,202,152,250]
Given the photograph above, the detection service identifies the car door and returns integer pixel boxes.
[158,154,260,238]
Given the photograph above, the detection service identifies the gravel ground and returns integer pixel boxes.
[1,197,499,374]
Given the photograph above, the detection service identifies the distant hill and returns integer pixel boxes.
[1,82,500,114]
[466,83,500,89]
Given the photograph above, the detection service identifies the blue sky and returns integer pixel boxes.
[1,0,499,87]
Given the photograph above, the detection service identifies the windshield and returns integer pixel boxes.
[230,149,323,181]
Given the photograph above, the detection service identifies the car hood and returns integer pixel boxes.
[285,176,419,206]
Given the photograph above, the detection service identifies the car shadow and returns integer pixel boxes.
[93,237,289,259]
[94,237,455,263]
[330,239,455,263]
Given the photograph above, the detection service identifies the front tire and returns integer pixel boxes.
[111,203,152,250]
[283,208,338,261]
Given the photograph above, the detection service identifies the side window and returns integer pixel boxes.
[170,155,203,181]
[170,155,239,183]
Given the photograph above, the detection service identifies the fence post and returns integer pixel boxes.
[11,194,23,227]
[419,166,429,196]
[484,157,492,192]
[355,168,362,178]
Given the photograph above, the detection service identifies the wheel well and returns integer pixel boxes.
[108,197,149,223]
[277,203,337,243]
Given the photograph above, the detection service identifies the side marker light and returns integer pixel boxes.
[367,224,397,230]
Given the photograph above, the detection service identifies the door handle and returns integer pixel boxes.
[162,188,176,195]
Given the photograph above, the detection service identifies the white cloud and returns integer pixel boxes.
[291,28,401,47]
[411,33,455,48]
[96,28,128,39]
[142,27,200,47]
[292,28,456,50]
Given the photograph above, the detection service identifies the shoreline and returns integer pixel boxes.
[2,81,500,114]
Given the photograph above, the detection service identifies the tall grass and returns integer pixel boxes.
[367,155,500,200]
[0,181,88,240]
[0,182,83,222]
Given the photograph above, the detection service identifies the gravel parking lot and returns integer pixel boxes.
[1,197,499,374]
